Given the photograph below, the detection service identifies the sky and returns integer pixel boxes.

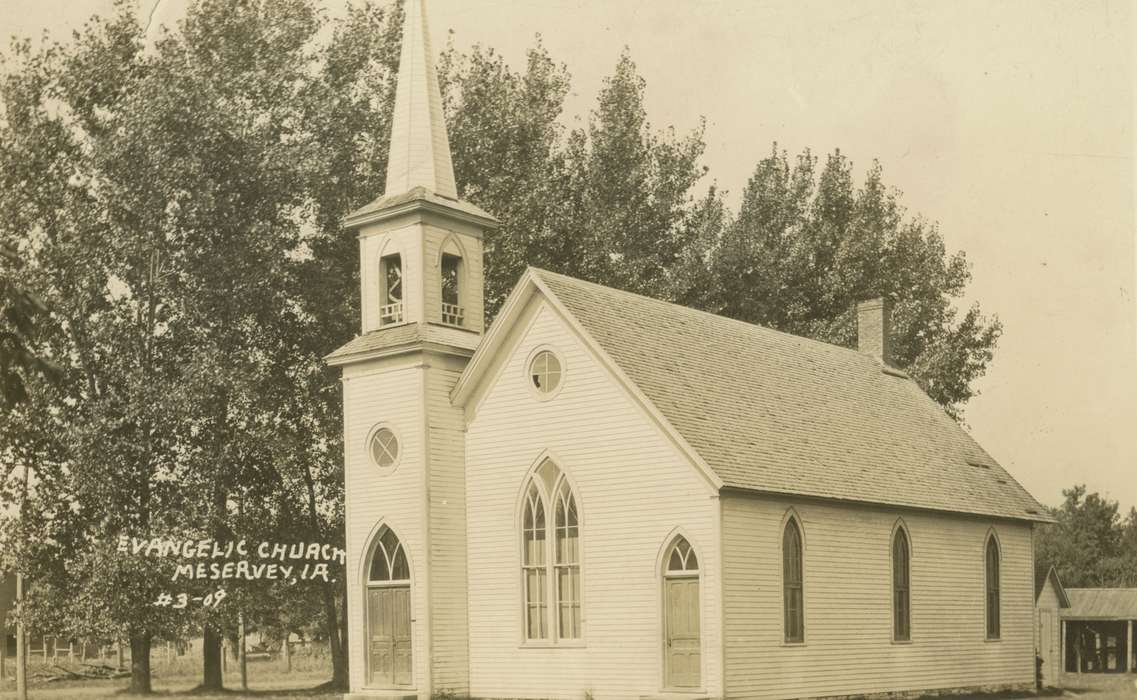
[2,0,1134,514]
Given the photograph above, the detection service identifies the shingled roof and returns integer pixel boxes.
[529,268,1049,523]
[326,322,480,366]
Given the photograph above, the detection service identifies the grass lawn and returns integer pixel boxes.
[0,654,341,699]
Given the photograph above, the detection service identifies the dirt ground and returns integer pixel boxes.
[1057,674,1137,699]
[2,668,1136,699]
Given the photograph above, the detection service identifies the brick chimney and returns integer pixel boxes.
[856,298,892,366]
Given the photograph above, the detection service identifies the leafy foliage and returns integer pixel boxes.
[701,147,1001,416]
[0,244,59,407]
[1035,485,1137,588]
[0,0,373,690]
[439,47,999,417]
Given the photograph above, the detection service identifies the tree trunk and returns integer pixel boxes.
[127,631,152,694]
[282,631,291,673]
[321,571,347,688]
[201,623,223,690]
[299,455,348,689]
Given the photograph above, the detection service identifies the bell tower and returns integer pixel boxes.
[328,0,496,696]
[345,0,496,336]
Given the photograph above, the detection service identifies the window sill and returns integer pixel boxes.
[518,640,586,649]
[891,638,914,645]
[985,636,1002,643]
[781,640,806,647]
[376,320,412,331]
[658,687,708,696]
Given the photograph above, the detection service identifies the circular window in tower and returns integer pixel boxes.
[528,348,563,399]
[369,426,400,470]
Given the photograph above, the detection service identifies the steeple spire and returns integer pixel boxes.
[385,0,457,199]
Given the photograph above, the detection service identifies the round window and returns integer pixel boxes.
[370,427,399,468]
[529,350,562,396]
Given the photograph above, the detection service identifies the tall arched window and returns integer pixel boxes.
[985,533,1000,640]
[438,237,466,327]
[520,458,582,641]
[379,253,403,325]
[521,482,547,640]
[554,480,580,638]
[892,526,911,641]
[782,516,804,643]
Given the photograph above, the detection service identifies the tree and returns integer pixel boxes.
[1117,508,1137,586]
[702,146,1001,417]
[440,45,718,318]
[0,0,360,691]
[0,5,197,691]
[1034,485,1134,588]
[0,244,59,408]
[440,37,572,315]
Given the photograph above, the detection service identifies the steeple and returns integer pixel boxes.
[384,0,457,199]
[337,0,496,342]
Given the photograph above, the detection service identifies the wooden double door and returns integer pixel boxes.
[367,585,412,688]
[665,576,701,688]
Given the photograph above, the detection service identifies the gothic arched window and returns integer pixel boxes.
[985,533,1000,639]
[782,516,804,643]
[379,253,403,325]
[440,251,463,327]
[892,525,911,641]
[520,459,582,641]
[521,482,547,640]
[369,525,410,583]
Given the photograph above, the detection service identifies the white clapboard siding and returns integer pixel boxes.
[1035,576,1063,685]
[425,354,473,692]
[465,297,723,699]
[722,493,1035,699]
[343,357,430,693]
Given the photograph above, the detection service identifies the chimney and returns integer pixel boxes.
[856,298,892,366]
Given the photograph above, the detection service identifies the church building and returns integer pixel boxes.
[327,2,1050,698]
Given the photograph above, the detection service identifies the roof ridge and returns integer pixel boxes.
[529,266,890,366]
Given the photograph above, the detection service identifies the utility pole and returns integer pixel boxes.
[236,493,247,691]
[238,613,247,691]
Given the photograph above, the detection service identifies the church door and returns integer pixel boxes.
[366,526,412,688]
[367,586,411,687]
[663,536,701,689]
[1038,609,1057,685]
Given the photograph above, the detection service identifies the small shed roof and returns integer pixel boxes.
[1062,588,1137,620]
